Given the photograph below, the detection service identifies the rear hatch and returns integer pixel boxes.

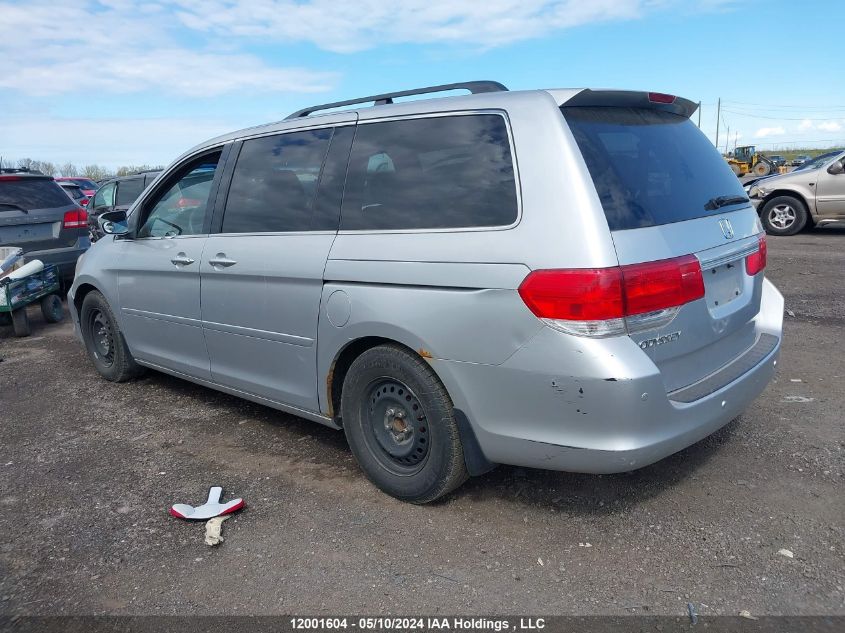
[561,92,768,393]
[0,175,84,253]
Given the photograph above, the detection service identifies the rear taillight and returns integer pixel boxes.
[745,236,767,276]
[518,254,705,337]
[63,207,88,229]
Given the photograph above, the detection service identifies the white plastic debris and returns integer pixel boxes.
[782,395,814,403]
[171,486,244,520]
[778,548,794,559]
[204,515,230,546]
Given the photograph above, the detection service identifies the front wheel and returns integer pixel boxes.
[341,345,468,503]
[761,195,807,236]
[80,290,143,382]
[40,294,64,323]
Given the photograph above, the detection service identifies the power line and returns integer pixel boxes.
[722,99,845,110]
[721,109,845,121]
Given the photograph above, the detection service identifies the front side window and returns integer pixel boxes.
[116,177,145,206]
[137,153,220,238]
[340,114,518,231]
[221,128,333,233]
[91,182,115,210]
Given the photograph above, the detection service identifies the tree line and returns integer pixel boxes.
[1,157,163,181]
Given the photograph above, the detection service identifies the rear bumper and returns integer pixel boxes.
[433,278,783,474]
[24,238,89,280]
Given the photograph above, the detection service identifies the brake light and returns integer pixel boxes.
[648,92,676,104]
[63,207,88,229]
[0,175,22,181]
[518,254,705,337]
[745,235,767,275]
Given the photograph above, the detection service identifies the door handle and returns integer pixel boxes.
[208,253,237,268]
[171,253,195,266]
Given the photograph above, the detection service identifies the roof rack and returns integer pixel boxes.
[285,80,508,120]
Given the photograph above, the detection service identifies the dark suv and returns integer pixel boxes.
[0,170,89,285]
[88,171,160,240]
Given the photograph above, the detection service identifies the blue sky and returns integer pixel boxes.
[1,0,843,170]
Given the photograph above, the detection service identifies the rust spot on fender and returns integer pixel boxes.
[418,348,433,359]
[325,364,335,418]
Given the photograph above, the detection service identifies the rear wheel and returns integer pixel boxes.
[341,345,468,503]
[11,308,30,337]
[40,294,64,323]
[753,161,771,176]
[80,290,142,381]
[761,195,807,236]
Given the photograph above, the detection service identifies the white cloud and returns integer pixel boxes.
[817,120,842,132]
[0,1,335,97]
[755,126,786,138]
[172,0,727,53]
[798,119,815,131]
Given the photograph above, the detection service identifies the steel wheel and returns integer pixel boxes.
[363,378,430,474]
[88,309,115,367]
[767,203,797,230]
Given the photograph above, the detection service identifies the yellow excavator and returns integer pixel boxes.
[725,145,775,177]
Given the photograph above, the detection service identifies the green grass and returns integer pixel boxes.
[761,147,843,161]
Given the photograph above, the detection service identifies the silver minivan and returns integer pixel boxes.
[69,82,783,503]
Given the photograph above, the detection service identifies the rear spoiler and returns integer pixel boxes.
[557,89,698,119]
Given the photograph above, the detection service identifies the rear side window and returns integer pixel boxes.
[0,178,73,210]
[563,107,748,231]
[116,177,145,206]
[222,128,332,233]
[340,114,518,231]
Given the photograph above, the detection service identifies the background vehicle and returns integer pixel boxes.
[0,170,89,285]
[58,181,89,207]
[56,177,98,198]
[767,155,786,168]
[791,154,811,167]
[726,145,776,176]
[749,150,845,235]
[88,171,161,240]
[69,82,782,503]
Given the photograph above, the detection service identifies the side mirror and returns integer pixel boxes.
[98,209,130,236]
[827,160,845,175]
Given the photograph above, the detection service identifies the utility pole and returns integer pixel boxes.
[715,98,721,149]
[725,125,730,155]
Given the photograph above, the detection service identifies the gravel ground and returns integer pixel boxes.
[1,227,843,617]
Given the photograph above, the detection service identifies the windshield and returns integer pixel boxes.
[795,151,844,171]
[563,106,747,230]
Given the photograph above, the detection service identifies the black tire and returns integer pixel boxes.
[11,308,30,337]
[80,290,142,382]
[40,294,64,323]
[753,161,771,176]
[341,345,468,503]
[761,195,808,236]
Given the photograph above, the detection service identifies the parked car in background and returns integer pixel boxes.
[58,181,90,207]
[56,177,98,198]
[791,154,811,167]
[88,171,161,240]
[70,82,782,503]
[749,149,845,235]
[768,155,786,168]
[0,169,89,285]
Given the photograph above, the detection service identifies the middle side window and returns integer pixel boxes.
[222,128,333,233]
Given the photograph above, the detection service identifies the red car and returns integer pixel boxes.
[55,177,98,198]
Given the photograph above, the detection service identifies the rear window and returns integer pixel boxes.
[71,179,98,190]
[340,114,518,231]
[62,185,84,200]
[0,178,73,210]
[116,177,145,206]
[563,107,747,231]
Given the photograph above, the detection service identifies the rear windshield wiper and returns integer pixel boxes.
[704,195,749,211]
[0,202,29,213]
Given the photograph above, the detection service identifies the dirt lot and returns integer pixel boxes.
[1,227,843,617]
